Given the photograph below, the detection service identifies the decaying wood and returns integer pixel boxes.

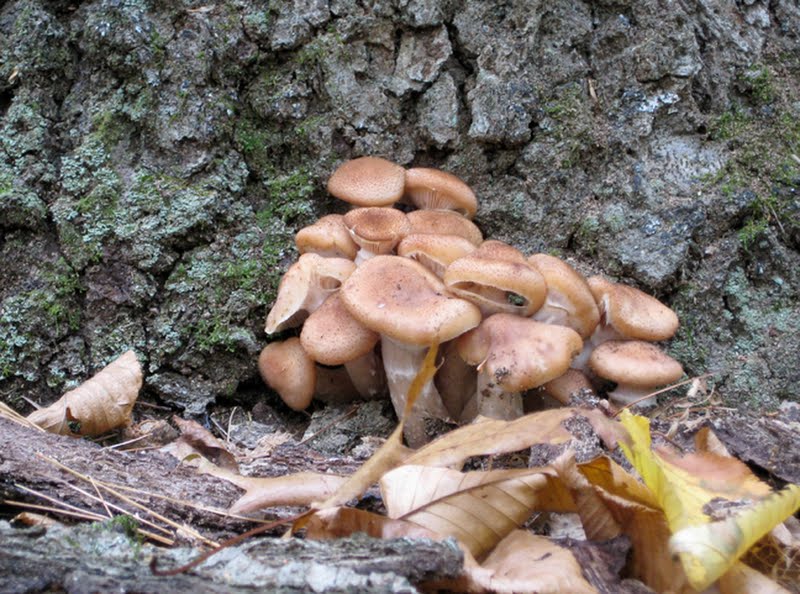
[0,520,463,594]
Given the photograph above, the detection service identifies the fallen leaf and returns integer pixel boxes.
[27,351,141,436]
[306,506,443,541]
[406,407,622,468]
[380,464,574,559]
[171,417,239,473]
[472,530,598,594]
[719,562,792,594]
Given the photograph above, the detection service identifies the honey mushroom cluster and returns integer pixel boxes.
[259,156,684,446]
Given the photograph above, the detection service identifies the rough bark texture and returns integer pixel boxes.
[0,0,798,414]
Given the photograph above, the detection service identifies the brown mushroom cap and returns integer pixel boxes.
[541,369,595,405]
[406,210,483,246]
[258,338,316,410]
[327,156,406,207]
[340,255,481,345]
[444,252,547,316]
[343,207,411,257]
[265,253,356,334]
[404,167,478,219]
[475,239,528,263]
[397,233,476,278]
[457,314,583,392]
[295,214,359,260]
[300,293,379,366]
[589,340,684,388]
[587,276,679,341]
[528,254,600,339]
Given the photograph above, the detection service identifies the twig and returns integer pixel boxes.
[102,432,154,450]
[4,498,106,522]
[226,407,237,445]
[613,373,716,417]
[0,402,44,431]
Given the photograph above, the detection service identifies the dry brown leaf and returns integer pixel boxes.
[27,351,142,436]
[469,530,598,594]
[305,506,444,541]
[171,416,239,473]
[380,464,575,559]
[406,407,622,468]
[719,562,792,594]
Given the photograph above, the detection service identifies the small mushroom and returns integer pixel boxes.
[258,338,316,411]
[404,167,478,219]
[457,314,583,420]
[397,233,476,278]
[589,340,684,407]
[444,249,547,317]
[265,253,356,334]
[539,368,596,406]
[300,293,385,399]
[343,207,411,264]
[295,214,359,260]
[528,254,600,339]
[327,156,406,207]
[340,255,481,446]
[406,210,483,245]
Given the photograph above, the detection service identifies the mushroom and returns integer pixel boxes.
[295,214,359,260]
[539,368,596,406]
[443,248,547,317]
[528,254,600,339]
[589,340,684,407]
[457,314,584,420]
[342,207,411,264]
[397,233,476,278]
[265,253,356,334]
[406,210,483,245]
[340,255,481,446]
[327,156,406,207]
[258,338,316,411]
[404,167,478,219]
[300,293,385,399]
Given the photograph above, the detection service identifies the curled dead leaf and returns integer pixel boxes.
[27,351,142,436]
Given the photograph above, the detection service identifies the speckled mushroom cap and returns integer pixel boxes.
[300,293,379,366]
[397,233,476,278]
[443,251,547,317]
[265,253,356,334]
[340,255,481,346]
[457,314,583,392]
[343,207,411,256]
[587,276,679,341]
[406,210,483,246]
[295,214,359,260]
[404,167,478,219]
[589,340,684,388]
[327,156,406,207]
[529,253,600,339]
[258,338,316,411]
[475,239,528,263]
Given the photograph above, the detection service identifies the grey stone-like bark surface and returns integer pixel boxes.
[1,0,798,413]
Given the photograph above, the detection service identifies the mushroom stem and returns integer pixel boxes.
[474,372,524,420]
[607,385,658,408]
[380,336,450,447]
[343,350,386,399]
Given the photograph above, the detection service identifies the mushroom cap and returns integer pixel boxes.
[529,253,600,338]
[327,156,406,207]
[406,210,483,245]
[589,340,684,388]
[457,314,583,392]
[587,276,679,341]
[258,338,316,410]
[475,239,527,263]
[397,233,476,278]
[295,214,358,260]
[343,207,411,255]
[300,293,379,366]
[404,167,478,219]
[265,253,356,334]
[541,369,595,405]
[443,252,547,316]
[340,255,481,345]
